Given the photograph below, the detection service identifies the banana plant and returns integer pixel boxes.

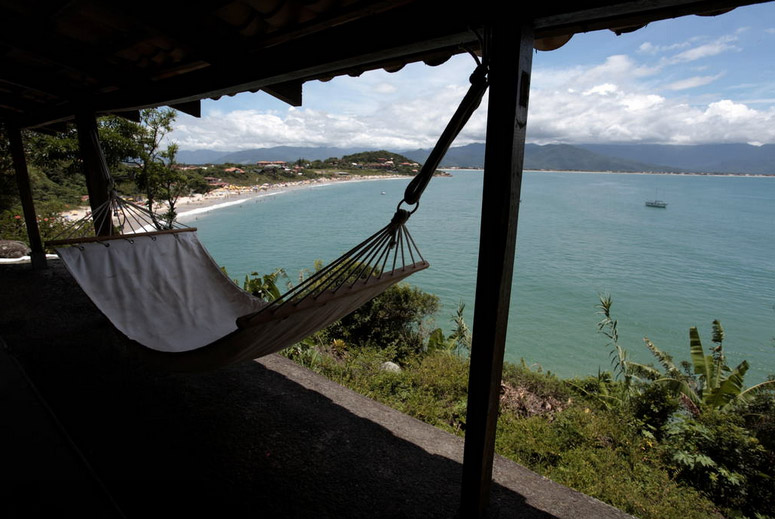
[638,337,698,407]
[688,323,749,409]
[644,321,774,412]
[241,268,288,301]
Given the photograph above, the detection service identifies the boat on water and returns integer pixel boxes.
[645,189,668,208]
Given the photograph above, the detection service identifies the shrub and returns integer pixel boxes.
[629,382,680,439]
[662,410,774,518]
[319,283,439,363]
[496,407,718,519]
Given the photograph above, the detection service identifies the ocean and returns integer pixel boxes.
[184,170,775,383]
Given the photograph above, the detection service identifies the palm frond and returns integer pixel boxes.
[643,337,682,378]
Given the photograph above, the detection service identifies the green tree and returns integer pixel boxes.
[321,283,439,364]
[131,108,185,228]
[239,268,288,302]
[23,116,141,187]
[0,124,19,214]
[1,115,145,215]
[428,300,472,355]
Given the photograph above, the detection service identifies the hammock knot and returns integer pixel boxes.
[469,62,489,88]
[388,208,411,248]
[390,208,411,229]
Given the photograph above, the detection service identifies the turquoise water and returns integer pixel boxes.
[187,171,775,383]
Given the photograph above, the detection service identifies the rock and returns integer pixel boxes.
[0,240,31,258]
[380,361,402,373]
[499,382,565,419]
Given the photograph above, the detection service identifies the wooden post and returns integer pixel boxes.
[75,111,113,236]
[8,126,47,270]
[460,22,534,518]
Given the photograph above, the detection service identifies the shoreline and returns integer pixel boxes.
[175,174,408,223]
[61,174,410,225]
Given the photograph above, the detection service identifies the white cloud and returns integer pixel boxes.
[637,42,656,54]
[373,83,398,95]
[524,44,775,146]
[169,79,488,152]
[527,80,775,145]
[583,83,619,96]
[666,35,739,64]
[665,73,723,91]
[637,40,691,55]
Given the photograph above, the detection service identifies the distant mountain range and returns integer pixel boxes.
[176,143,775,175]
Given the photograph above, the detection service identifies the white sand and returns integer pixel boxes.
[174,175,406,222]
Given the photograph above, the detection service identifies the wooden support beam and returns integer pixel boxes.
[111,110,141,123]
[262,81,303,107]
[460,22,534,518]
[75,112,113,237]
[8,125,46,269]
[168,101,201,118]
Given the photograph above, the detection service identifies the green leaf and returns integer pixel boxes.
[707,360,749,408]
[656,377,700,405]
[711,319,725,345]
[643,337,682,377]
[738,378,775,403]
[427,328,449,351]
[626,360,662,381]
[689,327,711,382]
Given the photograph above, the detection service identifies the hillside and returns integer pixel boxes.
[578,143,775,175]
[177,142,775,175]
[405,143,675,172]
[178,146,367,165]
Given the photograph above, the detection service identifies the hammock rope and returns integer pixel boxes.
[48,191,187,247]
[237,207,422,327]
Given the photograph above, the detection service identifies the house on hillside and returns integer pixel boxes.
[256,161,287,168]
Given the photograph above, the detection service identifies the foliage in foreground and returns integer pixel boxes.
[270,277,775,519]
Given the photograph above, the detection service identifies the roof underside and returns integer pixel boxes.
[0,0,769,129]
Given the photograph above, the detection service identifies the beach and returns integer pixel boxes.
[61,173,408,225]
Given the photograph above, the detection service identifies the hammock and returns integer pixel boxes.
[48,57,489,372]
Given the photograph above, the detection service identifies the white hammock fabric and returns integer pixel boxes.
[57,231,265,353]
[56,229,427,371]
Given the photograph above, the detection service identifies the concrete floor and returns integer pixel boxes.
[1,260,635,518]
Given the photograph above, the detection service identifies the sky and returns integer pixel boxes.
[168,2,775,152]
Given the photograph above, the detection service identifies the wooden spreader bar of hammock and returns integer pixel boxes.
[46,227,196,247]
[45,188,190,248]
